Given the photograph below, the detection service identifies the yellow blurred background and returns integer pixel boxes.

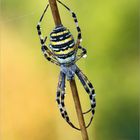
[0,0,139,140]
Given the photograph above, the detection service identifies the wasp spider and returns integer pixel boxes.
[37,0,96,130]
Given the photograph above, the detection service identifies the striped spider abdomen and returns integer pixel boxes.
[49,25,77,64]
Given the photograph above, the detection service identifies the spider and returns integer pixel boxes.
[36,0,96,130]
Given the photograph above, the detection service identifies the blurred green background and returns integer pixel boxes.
[0,0,139,140]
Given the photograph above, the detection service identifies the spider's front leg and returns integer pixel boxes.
[36,4,60,66]
[57,1,88,62]
[36,4,49,48]
[57,0,82,42]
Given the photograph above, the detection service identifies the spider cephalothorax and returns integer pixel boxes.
[37,0,96,130]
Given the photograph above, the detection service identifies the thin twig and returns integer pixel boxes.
[48,0,62,26]
[48,0,89,140]
[69,79,89,140]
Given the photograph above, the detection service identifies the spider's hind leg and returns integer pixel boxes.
[56,72,68,120]
[56,72,70,122]
[56,72,64,116]
[75,66,96,127]
[56,71,80,130]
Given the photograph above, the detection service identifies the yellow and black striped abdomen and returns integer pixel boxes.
[49,25,76,64]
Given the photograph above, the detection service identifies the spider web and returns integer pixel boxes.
[0,0,43,24]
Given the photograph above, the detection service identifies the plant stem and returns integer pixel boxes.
[48,0,89,139]
[69,79,89,140]
[48,0,61,26]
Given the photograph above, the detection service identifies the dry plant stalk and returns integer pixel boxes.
[48,0,89,139]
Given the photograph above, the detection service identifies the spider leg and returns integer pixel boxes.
[36,4,60,66]
[57,72,67,120]
[56,72,69,123]
[75,66,96,128]
[75,45,87,63]
[37,4,49,45]
[56,72,63,117]
[41,45,60,66]
[57,0,82,42]
[56,71,81,130]
[76,66,96,115]
[83,108,92,115]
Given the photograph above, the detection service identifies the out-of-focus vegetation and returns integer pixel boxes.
[0,0,139,140]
